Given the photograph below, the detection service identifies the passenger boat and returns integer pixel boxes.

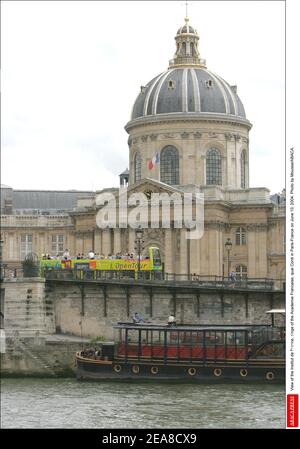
[75,322,285,383]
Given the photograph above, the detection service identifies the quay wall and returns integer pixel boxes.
[52,283,284,340]
[0,278,285,377]
[1,336,87,377]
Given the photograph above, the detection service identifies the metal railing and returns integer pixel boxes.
[42,269,285,291]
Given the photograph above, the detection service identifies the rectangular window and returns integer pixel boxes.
[235,228,246,245]
[20,234,33,259]
[51,235,64,255]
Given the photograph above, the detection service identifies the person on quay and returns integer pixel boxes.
[167,314,176,326]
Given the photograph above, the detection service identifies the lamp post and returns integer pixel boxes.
[134,226,144,279]
[225,238,232,278]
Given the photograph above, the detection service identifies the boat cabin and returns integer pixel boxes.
[110,323,285,364]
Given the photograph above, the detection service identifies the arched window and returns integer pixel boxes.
[236,265,247,279]
[190,42,194,56]
[160,146,179,185]
[181,42,186,56]
[206,148,222,185]
[134,152,141,183]
[235,227,246,245]
[241,149,247,188]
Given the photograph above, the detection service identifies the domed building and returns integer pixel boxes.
[1,16,285,285]
[126,16,250,190]
[71,15,284,282]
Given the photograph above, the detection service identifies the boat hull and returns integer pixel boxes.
[76,356,285,383]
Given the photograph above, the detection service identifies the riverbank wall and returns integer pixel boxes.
[0,277,285,377]
[1,333,89,377]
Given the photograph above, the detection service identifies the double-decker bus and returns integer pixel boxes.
[40,246,162,278]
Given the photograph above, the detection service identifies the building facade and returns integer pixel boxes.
[1,16,285,282]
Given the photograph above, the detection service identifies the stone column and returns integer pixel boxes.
[94,230,102,255]
[114,229,122,254]
[247,229,256,277]
[75,234,84,255]
[199,228,208,276]
[258,228,267,278]
[102,229,112,256]
[226,138,235,189]
[164,229,174,274]
[83,233,93,255]
[189,234,200,276]
[179,229,188,278]
[128,228,135,254]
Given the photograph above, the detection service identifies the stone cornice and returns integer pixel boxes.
[205,220,230,230]
[246,223,268,231]
[125,113,252,133]
[204,221,268,231]
[75,230,95,237]
[204,200,273,210]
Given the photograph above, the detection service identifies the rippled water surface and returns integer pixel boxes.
[1,379,284,429]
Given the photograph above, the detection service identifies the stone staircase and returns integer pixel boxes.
[3,334,59,376]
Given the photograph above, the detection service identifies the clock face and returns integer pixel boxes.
[144,189,153,199]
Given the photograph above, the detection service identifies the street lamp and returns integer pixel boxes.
[134,226,144,279]
[225,238,232,278]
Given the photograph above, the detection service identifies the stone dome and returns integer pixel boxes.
[129,17,247,123]
[177,24,196,34]
[131,67,246,120]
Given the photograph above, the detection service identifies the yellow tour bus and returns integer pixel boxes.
[40,246,162,279]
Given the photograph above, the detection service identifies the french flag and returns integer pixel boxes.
[148,152,160,170]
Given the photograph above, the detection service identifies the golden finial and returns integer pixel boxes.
[185,1,190,23]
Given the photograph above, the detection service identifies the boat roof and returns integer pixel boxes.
[113,323,271,331]
[266,309,286,314]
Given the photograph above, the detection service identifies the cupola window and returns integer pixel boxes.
[168,80,176,90]
[206,80,213,88]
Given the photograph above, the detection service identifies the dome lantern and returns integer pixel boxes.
[169,16,206,69]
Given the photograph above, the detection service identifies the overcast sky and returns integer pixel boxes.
[1,0,286,193]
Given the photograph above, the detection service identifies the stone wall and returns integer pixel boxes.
[52,282,285,340]
[0,278,285,376]
[2,278,55,336]
[1,336,87,377]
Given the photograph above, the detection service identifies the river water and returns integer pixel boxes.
[1,379,285,429]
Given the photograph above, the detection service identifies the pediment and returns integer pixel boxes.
[124,178,183,197]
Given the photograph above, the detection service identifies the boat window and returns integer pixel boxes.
[215,331,224,345]
[169,330,179,344]
[205,331,218,346]
[151,330,163,344]
[236,331,245,346]
[225,331,235,346]
[127,329,139,344]
[141,330,150,344]
[253,342,285,358]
